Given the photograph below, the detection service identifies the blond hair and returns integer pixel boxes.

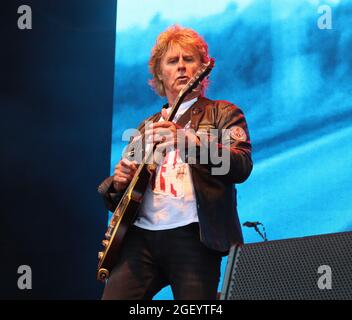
[148,25,211,97]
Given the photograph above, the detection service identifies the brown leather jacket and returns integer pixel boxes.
[98,97,253,254]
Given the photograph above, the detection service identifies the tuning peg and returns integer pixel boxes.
[98,251,104,260]
[102,240,109,247]
[105,232,111,240]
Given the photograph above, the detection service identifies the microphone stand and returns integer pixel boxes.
[243,221,268,242]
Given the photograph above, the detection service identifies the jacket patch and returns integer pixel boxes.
[230,126,247,142]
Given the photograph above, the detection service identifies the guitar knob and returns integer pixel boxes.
[98,251,104,260]
[102,240,109,247]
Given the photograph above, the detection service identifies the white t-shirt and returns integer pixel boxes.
[134,97,199,230]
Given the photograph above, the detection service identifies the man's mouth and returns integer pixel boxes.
[176,76,189,82]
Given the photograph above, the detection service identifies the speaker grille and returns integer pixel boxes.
[221,232,352,300]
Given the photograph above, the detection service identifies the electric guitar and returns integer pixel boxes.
[97,58,215,281]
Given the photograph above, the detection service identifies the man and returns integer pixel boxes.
[98,25,253,300]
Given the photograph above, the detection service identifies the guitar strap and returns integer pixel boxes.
[165,96,210,128]
[174,104,193,128]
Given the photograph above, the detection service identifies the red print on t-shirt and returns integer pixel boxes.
[151,150,185,198]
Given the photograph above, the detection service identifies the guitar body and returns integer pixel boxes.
[97,166,151,281]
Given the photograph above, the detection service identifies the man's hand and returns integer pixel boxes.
[145,108,199,154]
[144,109,178,151]
[113,159,138,191]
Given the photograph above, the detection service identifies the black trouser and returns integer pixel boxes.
[101,223,222,300]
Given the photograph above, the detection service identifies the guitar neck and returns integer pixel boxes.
[118,59,215,206]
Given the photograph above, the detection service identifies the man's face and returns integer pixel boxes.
[158,44,202,101]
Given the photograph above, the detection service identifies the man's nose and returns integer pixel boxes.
[177,59,186,71]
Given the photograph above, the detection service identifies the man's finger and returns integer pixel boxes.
[151,121,174,129]
[120,158,137,169]
[121,166,131,174]
[146,127,175,137]
[115,172,134,181]
[161,108,169,121]
[115,177,128,184]
[130,160,138,170]
[121,158,132,166]
[155,141,174,152]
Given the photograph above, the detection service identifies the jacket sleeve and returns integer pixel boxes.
[214,103,253,183]
[97,176,124,212]
[187,102,253,184]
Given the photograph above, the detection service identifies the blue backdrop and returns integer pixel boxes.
[110,0,352,299]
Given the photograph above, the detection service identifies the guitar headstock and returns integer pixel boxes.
[178,58,215,100]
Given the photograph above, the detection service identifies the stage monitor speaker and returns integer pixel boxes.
[220,231,352,300]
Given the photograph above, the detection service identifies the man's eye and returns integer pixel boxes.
[168,59,177,64]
